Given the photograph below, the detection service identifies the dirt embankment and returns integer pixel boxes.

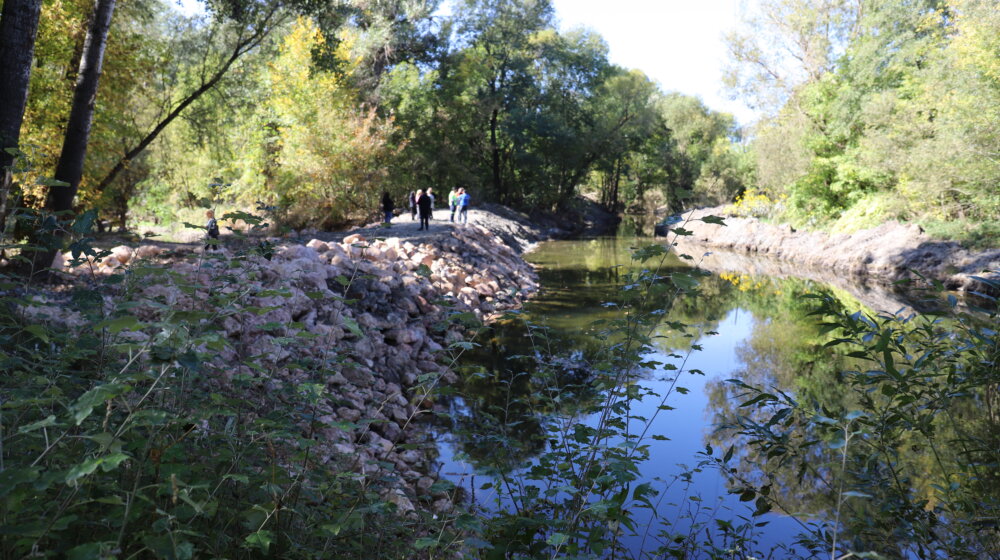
[39,207,545,515]
[673,207,1000,297]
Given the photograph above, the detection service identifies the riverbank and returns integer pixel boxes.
[39,207,545,517]
[672,206,1000,298]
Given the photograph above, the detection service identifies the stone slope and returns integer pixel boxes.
[673,206,1000,296]
[46,214,541,515]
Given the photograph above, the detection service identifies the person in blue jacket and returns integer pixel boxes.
[456,188,470,224]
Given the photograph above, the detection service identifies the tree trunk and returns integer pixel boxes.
[610,157,622,212]
[46,0,117,214]
[0,0,44,221]
[489,107,504,203]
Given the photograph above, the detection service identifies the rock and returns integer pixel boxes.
[337,407,362,422]
[135,245,162,259]
[387,490,415,514]
[278,245,319,261]
[51,204,547,519]
[342,366,374,387]
[306,239,330,253]
[111,245,132,265]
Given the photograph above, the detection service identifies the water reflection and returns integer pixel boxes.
[436,233,997,557]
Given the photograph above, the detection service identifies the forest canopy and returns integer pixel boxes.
[2,0,998,241]
[2,0,748,233]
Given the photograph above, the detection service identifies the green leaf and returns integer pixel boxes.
[22,324,49,343]
[65,457,103,485]
[414,537,438,550]
[700,215,727,225]
[70,383,128,425]
[94,315,141,334]
[244,530,274,553]
[18,415,57,434]
[670,272,700,291]
[546,533,570,546]
[341,316,363,338]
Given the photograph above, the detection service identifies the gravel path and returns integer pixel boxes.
[311,205,545,254]
[98,204,548,257]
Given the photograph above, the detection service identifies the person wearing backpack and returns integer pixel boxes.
[205,209,220,251]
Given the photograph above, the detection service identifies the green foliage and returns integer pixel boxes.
[716,286,1000,558]
[0,207,462,559]
[733,0,1000,235]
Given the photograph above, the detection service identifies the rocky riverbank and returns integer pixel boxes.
[672,206,1000,297]
[35,209,545,516]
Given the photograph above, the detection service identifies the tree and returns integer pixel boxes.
[0,0,44,220]
[452,0,554,204]
[91,2,286,199]
[45,0,117,215]
[723,0,861,114]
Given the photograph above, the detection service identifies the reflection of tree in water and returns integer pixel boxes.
[703,277,1000,557]
[445,237,706,474]
[445,319,604,473]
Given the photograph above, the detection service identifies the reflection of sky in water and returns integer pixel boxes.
[436,236,812,557]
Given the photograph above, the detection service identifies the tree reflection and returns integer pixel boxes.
[704,276,1000,557]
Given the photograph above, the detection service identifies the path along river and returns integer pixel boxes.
[433,225,963,558]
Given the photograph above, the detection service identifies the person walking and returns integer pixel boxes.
[408,191,417,221]
[204,209,220,251]
[457,188,471,224]
[381,191,394,223]
[426,187,436,215]
[416,189,433,230]
[448,186,459,222]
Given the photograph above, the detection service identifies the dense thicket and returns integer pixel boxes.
[2,0,748,233]
[728,0,1000,243]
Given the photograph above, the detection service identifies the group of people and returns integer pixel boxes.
[382,186,471,230]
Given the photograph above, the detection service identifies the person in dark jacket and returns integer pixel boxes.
[408,191,417,221]
[381,192,394,223]
[416,189,432,230]
[204,209,220,251]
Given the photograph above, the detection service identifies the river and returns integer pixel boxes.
[432,230,962,558]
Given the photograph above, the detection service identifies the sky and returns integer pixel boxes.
[548,0,757,125]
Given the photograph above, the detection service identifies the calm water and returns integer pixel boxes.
[434,233,926,558]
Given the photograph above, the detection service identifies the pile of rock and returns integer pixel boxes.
[57,224,537,514]
[672,206,1000,295]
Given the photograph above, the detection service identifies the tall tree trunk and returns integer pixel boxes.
[610,157,622,212]
[0,0,44,222]
[46,0,117,214]
[29,0,114,276]
[489,107,503,203]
